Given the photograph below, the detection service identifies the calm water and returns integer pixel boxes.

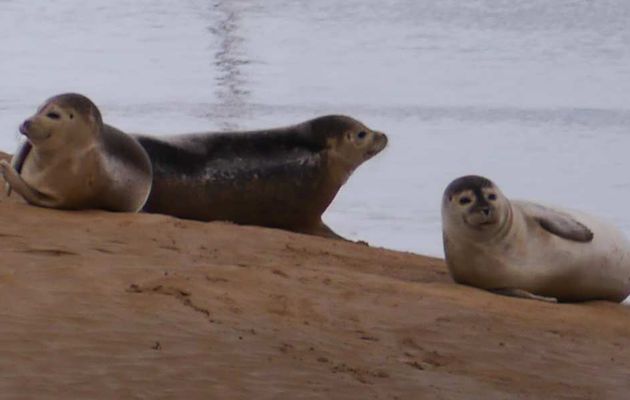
[2,0,630,256]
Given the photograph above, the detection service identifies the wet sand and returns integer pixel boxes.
[0,151,629,399]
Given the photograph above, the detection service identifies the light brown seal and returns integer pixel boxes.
[0,93,152,212]
[442,175,630,303]
[134,115,387,239]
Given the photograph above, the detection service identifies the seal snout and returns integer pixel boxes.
[377,131,388,148]
[466,205,498,228]
[19,119,32,136]
[367,131,388,157]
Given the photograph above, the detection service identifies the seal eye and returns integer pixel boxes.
[357,131,367,139]
[459,196,472,205]
[46,112,61,120]
[488,193,497,201]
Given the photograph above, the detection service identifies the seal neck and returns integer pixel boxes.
[491,202,516,243]
[29,139,98,166]
[325,152,355,186]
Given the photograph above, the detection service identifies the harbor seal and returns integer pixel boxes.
[0,93,152,212]
[441,175,630,302]
[134,115,388,239]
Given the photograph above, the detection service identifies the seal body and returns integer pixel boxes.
[135,115,387,239]
[441,175,630,302]
[1,93,152,212]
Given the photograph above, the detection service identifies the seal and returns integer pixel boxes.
[441,175,630,303]
[0,93,152,212]
[134,115,388,239]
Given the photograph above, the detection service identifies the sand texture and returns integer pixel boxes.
[0,151,628,399]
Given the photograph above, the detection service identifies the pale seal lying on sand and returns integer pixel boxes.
[135,115,388,239]
[441,175,630,302]
[0,93,152,212]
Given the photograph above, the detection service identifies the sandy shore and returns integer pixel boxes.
[0,151,628,399]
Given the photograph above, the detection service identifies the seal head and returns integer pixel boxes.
[442,175,510,238]
[309,115,388,184]
[19,93,102,152]
[307,115,388,164]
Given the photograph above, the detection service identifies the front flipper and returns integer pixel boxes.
[0,160,59,208]
[528,204,593,243]
[11,140,32,174]
[490,288,558,303]
[6,140,32,197]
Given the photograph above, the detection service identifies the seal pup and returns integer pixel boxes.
[135,115,388,239]
[0,93,152,212]
[441,175,630,302]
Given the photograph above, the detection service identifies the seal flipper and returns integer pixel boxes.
[12,140,32,174]
[6,141,32,196]
[0,160,59,207]
[301,222,349,241]
[305,223,370,245]
[490,288,558,303]
[528,204,594,243]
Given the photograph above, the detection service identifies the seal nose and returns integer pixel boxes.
[19,119,32,135]
[481,207,491,216]
[376,131,388,148]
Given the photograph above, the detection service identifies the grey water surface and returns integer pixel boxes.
[1,0,629,255]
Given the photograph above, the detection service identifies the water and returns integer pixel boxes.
[2,0,630,256]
